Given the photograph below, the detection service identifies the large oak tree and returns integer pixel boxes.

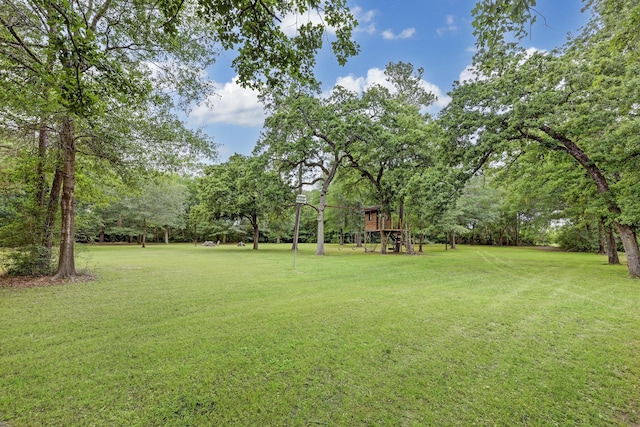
[0,0,357,278]
[441,8,640,276]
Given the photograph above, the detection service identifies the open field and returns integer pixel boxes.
[1,243,639,426]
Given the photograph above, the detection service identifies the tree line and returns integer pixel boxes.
[1,0,639,278]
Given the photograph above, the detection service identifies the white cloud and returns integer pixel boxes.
[190,78,265,127]
[382,27,416,40]
[331,67,451,113]
[422,82,451,110]
[352,6,415,40]
[352,6,377,35]
[333,67,393,93]
[524,46,547,57]
[353,6,376,24]
[282,5,435,41]
[436,15,458,36]
[332,75,366,93]
[280,4,371,38]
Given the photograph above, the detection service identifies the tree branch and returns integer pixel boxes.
[0,15,43,66]
[90,0,112,32]
[258,0,281,23]
[538,124,611,195]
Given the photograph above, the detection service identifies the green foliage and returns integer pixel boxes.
[441,1,640,272]
[324,183,364,243]
[2,245,54,277]
[199,154,293,248]
[343,63,436,213]
[554,222,600,252]
[472,0,640,71]
[258,62,440,253]
[196,0,359,90]
[471,0,538,70]
[2,0,357,274]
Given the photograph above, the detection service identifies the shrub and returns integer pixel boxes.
[2,245,55,277]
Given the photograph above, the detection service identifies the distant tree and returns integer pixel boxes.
[142,177,189,245]
[454,176,503,245]
[199,154,292,250]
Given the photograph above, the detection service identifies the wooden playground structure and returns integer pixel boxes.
[363,206,414,254]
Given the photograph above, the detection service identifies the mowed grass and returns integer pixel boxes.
[1,243,639,426]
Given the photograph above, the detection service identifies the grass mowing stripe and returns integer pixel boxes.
[1,243,639,426]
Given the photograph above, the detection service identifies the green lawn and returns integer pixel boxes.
[1,243,639,426]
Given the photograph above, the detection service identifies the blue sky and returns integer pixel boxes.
[187,0,590,162]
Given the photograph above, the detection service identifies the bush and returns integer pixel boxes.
[554,225,599,252]
[2,245,55,277]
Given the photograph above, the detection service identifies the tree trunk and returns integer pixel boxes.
[598,219,607,255]
[164,226,169,244]
[142,217,147,248]
[35,126,62,272]
[418,234,424,253]
[605,223,620,265]
[36,123,48,209]
[252,215,259,250]
[192,222,198,246]
[54,117,76,279]
[615,222,640,276]
[316,185,329,256]
[292,165,303,251]
[355,230,362,247]
[449,230,457,250]
[404,230,415,254]
[381,230,389,254]
[380,212,388,254]
[316,206,325,255]
[40,166,62,267]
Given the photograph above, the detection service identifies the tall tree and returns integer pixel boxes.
[0,0,217,277]
[440,17,640,276]
[0,0,357,278]
[258,89,357,255]
[344,63,435,253]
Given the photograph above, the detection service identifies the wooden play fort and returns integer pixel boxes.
[363,206,413,254]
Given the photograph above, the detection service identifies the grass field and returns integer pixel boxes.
[1,243,639,426]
